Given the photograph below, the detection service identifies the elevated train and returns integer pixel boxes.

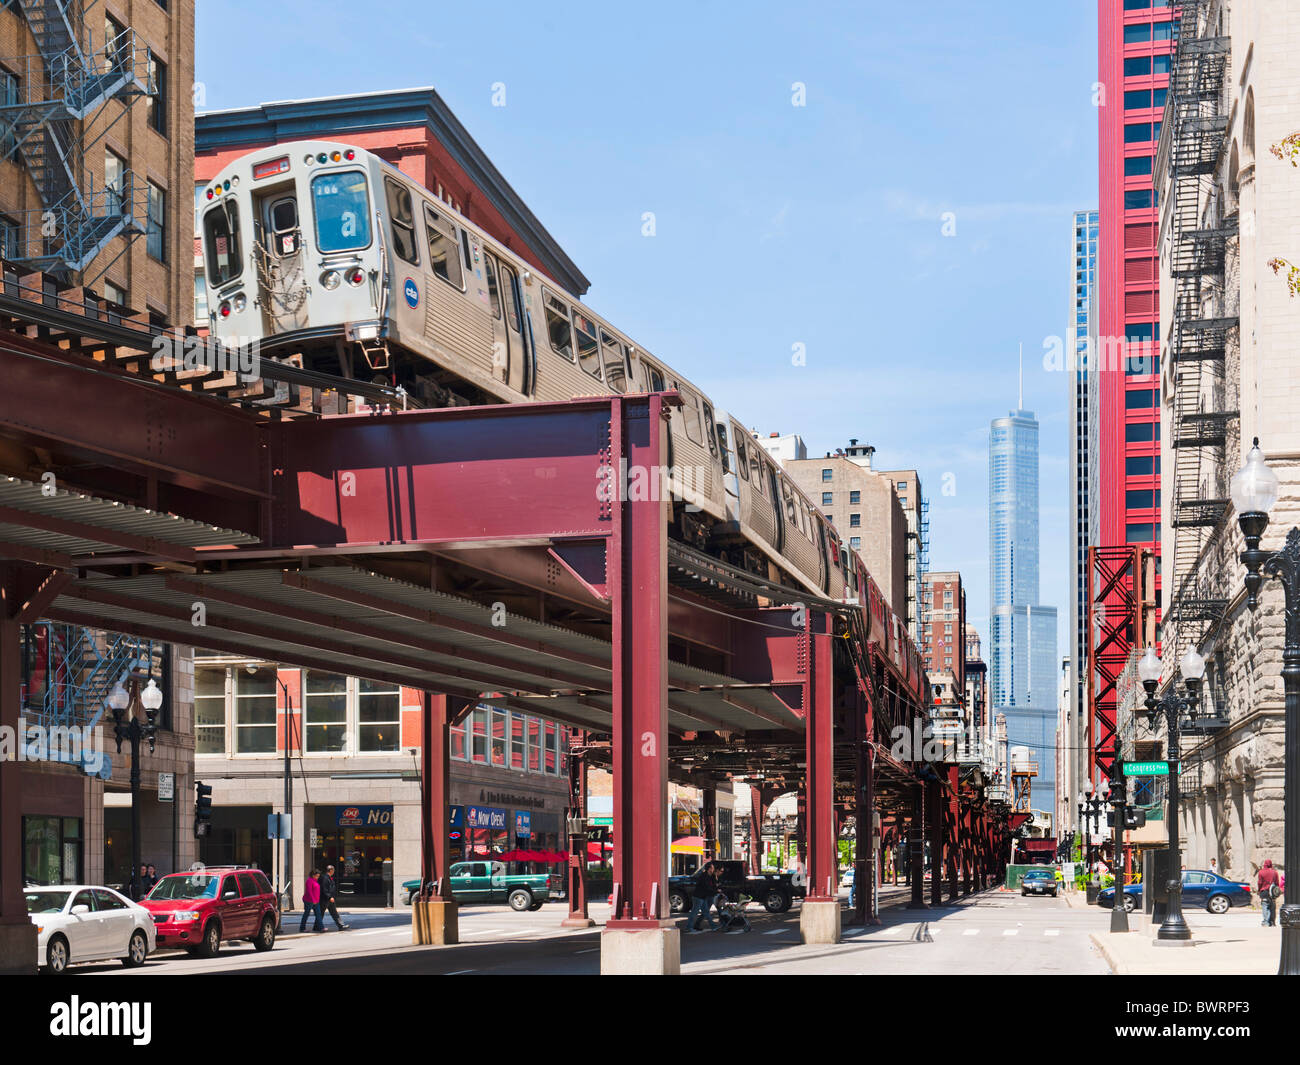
[199,141,927,705]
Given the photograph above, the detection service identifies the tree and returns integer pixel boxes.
[1267,134,1300,295]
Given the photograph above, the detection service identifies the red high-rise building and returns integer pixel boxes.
[1097,3,1170,557]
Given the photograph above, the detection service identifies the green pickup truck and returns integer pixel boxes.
[403,861,561,911]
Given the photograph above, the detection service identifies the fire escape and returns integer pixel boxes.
[0,0,155,279]
[1164,0,1236,663]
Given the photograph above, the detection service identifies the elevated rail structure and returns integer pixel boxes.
[0,268,1011,972]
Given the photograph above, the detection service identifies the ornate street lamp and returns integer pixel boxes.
[1137,645,1204,941]
[1233,439,1299,975]
[109,673,162,903]
[1080,781,1105,903]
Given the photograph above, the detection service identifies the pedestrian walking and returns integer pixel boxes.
[299,869,324,933]
[1209,858,1218,876]
[1258,859,1280,927]
[685,861,719,933]
[134,864,152,900]
[319,864,350,930]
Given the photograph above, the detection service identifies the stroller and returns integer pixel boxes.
[715,892,753,933]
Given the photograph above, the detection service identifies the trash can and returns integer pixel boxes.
[382,859,394,908]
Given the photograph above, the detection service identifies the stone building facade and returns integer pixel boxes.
[1154,0,1300,881]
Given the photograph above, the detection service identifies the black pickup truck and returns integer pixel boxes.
[668,860,802,914]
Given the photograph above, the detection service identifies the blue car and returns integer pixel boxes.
[1098,869,1252,915]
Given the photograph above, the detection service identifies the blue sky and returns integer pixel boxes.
[197,0,1099,654]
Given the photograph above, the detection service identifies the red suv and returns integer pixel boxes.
[141,867,279,957]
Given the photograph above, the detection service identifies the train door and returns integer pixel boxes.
[714,411,741,523]
[485,253,527,394]
[255,191,309,332]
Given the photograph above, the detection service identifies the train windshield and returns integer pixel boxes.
[310,170,371,253]
[203,199,242,286]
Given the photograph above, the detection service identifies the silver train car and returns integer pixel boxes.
[199,140,925,700]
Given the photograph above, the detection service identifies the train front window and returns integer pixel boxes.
[203,199,242,286]
[310,171,371,253]
[424,205,463,288]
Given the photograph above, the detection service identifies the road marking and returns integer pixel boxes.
[574,948,599,954]
[462,928,504,936]
[447,969,475,975]
[880,926,903,935]
[1002,929,1018,936]
[1044,929,1060,936]
[962,928,980,936]
[763,929,786,935]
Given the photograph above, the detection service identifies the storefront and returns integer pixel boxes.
[311,804,393,906]
[197,804,274,878]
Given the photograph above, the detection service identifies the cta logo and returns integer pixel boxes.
[404,278,419,307]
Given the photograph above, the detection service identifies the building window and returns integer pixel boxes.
[194,666,227,755]
[304,671,347,753]
[147,52,166,135]
[528,716,542,771]
[1124,56,1152,76]
[1124,156,1153,176]
[103,281,127,307]
[510,712,526,770]
[821,468,833,482]
[146,181,166,262]
[490,708,507,767]
[899,497,908,508]
[1125,388,1156,409]
[849,490,860,504]
[897,481,907,491]
[1154,55,1172,75]
[234,669,277,754]
[105,149,126,213]
[1124,90,1152,110]
[1127,489,1155,510]
[1126,523,1155,543]
[850,536,861,549]
[471,709,488,764]
[23,816,82,886]
[358,678,401,752]
[1123,23,1152,44]
[849,513,861,528]
[1124,123,1153,144]
[821,492,832,506]
[194,273,208,322]
[544,721,559,774]
[1,69,18,158]
[0,214,19,262]
[450,717,467,760]
[1126,455,1154,476]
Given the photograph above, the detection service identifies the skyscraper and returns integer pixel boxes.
[1067,209,1099,830]
[989,407,1058,813]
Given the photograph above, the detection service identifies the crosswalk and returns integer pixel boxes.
[855,924,1066,937]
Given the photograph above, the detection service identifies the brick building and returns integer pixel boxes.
[920,571,967,690]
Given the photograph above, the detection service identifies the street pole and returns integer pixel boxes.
[109,675,159,903]
[1238,512,1300,974]
[1109,769,1129,933]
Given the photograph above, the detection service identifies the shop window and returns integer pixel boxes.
[490,708,508,767]
[358,678,401,752]
[23,815,82,886]
[194,666,227,754]
[528,716,542,771]
[450,719,467,760]
[471,709,488,764]
[545,721,558,774]
[235,669,277,753]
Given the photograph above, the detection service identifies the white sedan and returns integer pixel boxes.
[26,885,156,974]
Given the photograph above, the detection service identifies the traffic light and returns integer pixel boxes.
[194,781,213,838]
[1126,809,1147,830]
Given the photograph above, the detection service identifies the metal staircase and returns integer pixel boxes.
[30,622,161,737]
[1164,0,1236,663]
[0,1,155,277]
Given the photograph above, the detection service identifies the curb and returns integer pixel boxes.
[1089,931,1126,974]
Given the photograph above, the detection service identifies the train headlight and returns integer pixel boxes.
[304,154,315,165]
[346,268,366,287]
[219,301,231,318]
[320,270,341,290]
[232,293,247,313]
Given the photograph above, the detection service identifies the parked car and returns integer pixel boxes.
[139,867,279,958]
[26,884,155,974]
[1020,868,1058,897]
[669,860,800,914]
[1097,869,1252,914]
[841,867,855,889]
[402,861,560,911]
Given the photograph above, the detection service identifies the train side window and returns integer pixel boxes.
[543,289,574,359]
[675,385,703,445]
[701,402,718,457]
[484,255,502,320]
[572,311,602,378]
[735,435,749,481]
[203,199,242,285]
[644,362,666,392]
[750,449,765,495]
[384,179,419,266]
[716,423,732,474]
[600,331,628,393]
[423,205,464,288]
[782,480,797,525]
[499,261,522,333]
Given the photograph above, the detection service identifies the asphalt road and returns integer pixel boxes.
[79,885,1113,976]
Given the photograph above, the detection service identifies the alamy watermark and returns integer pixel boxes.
[150,334,261,379]
[0,718,103,774]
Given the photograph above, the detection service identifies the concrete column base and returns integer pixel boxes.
[600,926,680,974]
[0,921,37,974]
[799,899,842,944]
[560,915,596,928]
[412,899,458,945]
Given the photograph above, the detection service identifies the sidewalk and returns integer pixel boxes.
[1091,918,1281,974]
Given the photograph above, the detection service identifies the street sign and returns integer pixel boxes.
[268,813,292,840]
[309,828,319,848]
[158,772,174,802]
[1122,761,1175,776]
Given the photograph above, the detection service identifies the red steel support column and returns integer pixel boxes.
[946,766,960,901]
[563,730,594,927]
[0,589,30,971]
[804,610,837,901]
[928,776,944,907]
[419,692,459,903]
[748,786,764,874]
[701,786,717,862]
[608,394,671,930]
